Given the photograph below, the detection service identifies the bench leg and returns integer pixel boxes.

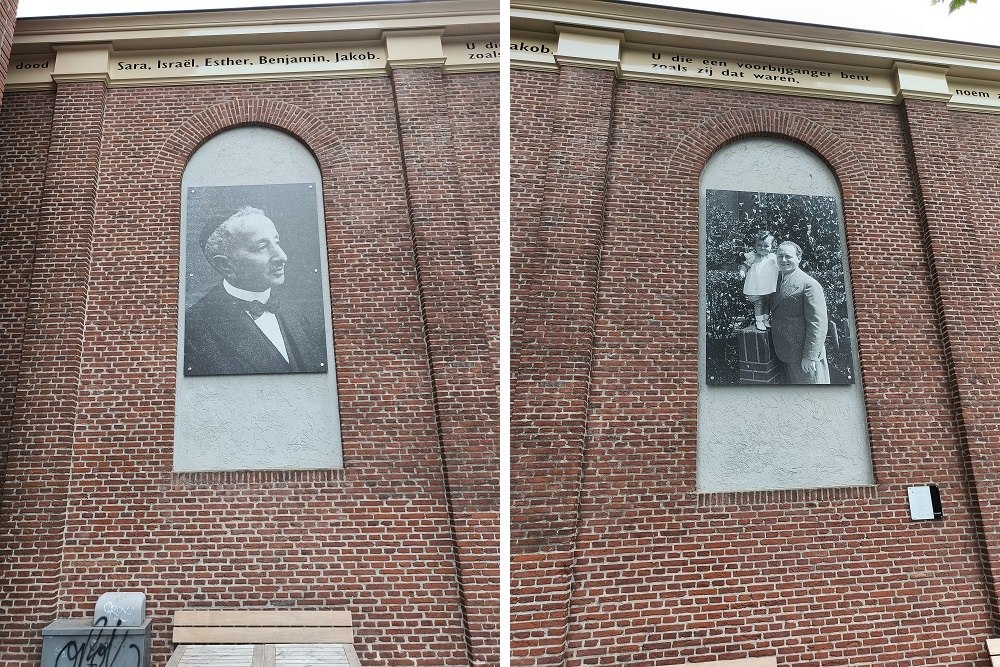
[252,644,268,667]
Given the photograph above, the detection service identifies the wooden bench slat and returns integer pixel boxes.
[662,659,777,667]
[274,645,353,665]
[167,643,362,667]
[173,626,354,645]
[166,644,256,667]
[174,610,351,627]
[169,609,359,665]
[344,644,363,667]
[165,645,187,667]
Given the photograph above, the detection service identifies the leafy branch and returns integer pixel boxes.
[931,0,977,13]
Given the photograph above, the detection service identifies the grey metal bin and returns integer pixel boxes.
[41,592,151,667]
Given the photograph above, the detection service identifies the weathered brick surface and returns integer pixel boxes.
[903,98,1000,628]
[510,68,557,353]
[512,70,996,666]
[0,88,52,524]
[443,69,500,667]
[511,65,616,555]
[390,67,500,667]
[0,70,497,667]
[0,0,17,109]
[0,81,106,665]
[510,552,574,667]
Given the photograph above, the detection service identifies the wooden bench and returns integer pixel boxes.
[986,637,1000,666]
[664,659,777,667]
[166,610,360,667]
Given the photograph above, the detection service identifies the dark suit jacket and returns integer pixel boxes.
[184,284,328,376]
[769,268,828,365]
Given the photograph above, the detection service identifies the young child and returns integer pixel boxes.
[739,231,779,331]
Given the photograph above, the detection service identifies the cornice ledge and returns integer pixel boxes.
[894,61,952,102]
[385,57,448,70]
[383,28,446,71]
[552,54,620,72]
[51,73,110,84]
[553,24,622,72]
[948,100,1000,114]
[442,62,500,74]
[51,42,111,86]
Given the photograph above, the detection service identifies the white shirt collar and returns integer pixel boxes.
[223,280,271,303]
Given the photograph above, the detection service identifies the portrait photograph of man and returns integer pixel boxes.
[183,183,329,377]
[704,189,856,386]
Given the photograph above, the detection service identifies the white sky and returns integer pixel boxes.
[651,0,1000,47]
[15,0,398,17]
[15,0,1000,47]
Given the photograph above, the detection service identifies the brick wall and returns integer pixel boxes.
[0,0,26,597]
[0,87,55,666]
[441,72,501,667]
[511,69,998,666]
[0,0,16,109]
[390,67,500,667]
[0,70,497,667]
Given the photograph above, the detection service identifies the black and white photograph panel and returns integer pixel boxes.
[705,189,855,386]
[183,183,329,377]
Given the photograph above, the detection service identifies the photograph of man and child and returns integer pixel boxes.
[705,189,856,386]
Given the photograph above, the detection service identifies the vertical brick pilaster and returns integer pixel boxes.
[0,0,19,109]
[390,65,499,667]
[510,64,617,665]
[901,97,1000,630]
[0,0,26,524]
[0,80,105,664]
[0,89,55,522]
[510,553,574,667]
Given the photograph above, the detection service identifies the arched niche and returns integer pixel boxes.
[698,136,872,492]
[174,125,342,471]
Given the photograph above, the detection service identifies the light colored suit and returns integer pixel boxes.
[769,268,830,384]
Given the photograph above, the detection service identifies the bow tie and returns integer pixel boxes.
[236,296,279,320]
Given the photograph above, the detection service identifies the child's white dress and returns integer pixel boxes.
[743,251,779,296]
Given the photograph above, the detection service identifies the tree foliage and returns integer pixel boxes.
[931,0,977,13]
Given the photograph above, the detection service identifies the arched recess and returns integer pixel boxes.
[173,124,342,471]
[665,108,870,202]
[152,98,347,180]
[696,134,873,492]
